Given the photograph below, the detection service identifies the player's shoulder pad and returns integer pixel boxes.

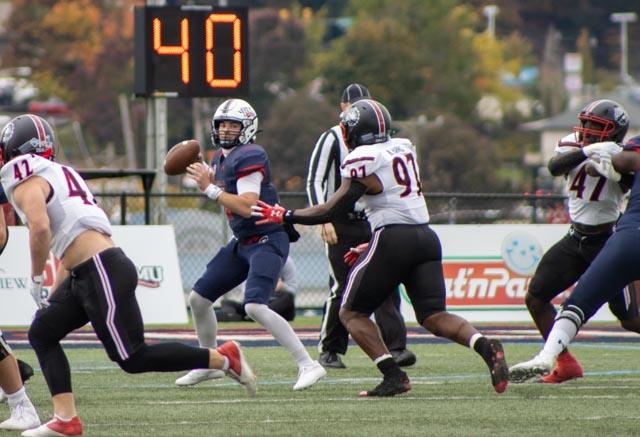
[0,154,51,194]
[623,135,640,152]
[340,145,381,178]
[232,144,268,173]
[555,132,581,153]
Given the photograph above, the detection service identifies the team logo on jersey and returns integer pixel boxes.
[500,231,543,275]
[0,122,14,146]
[341,106,360,126]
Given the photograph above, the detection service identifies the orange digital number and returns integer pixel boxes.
[153,17,190,84]
[205,14,242,88]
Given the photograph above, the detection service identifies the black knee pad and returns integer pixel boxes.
[17,359,34,383]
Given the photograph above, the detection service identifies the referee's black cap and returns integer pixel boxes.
[341,83,370,104]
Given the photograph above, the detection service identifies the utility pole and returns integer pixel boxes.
[610,12,638,85]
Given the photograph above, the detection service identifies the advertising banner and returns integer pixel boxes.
[0,226,188,326]
[399,224,619,323]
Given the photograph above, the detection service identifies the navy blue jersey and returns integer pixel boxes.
[616,137,640,231]
[211,143,282,239]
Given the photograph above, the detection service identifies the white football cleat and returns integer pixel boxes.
[175,369,225,386]
[216,341,257,397]
[0,399,41,431]
[293,361,326,391]
[509,353,554,383]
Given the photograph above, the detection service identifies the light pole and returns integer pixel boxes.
[483,5,499,38]
[610,12,637,84]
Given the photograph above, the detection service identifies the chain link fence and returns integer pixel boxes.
[94,191,569,309]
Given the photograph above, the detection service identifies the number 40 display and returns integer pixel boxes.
[134,6,249,98]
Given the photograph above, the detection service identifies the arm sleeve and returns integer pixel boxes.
[547,149,587,176]
[287,181,368,225]
[237,171,263,195]
[306,129,338,206]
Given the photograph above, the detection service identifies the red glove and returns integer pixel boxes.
[343,243,369,267]
[251,200,288,225]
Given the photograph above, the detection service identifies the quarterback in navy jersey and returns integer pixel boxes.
[511,136,640,382]
[178,99,326,391]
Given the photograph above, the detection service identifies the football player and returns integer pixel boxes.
[0,114,256,437]
[252,99,509,396]
[510,135,640,381]
[513,99,640,383]
[176,99,326,391]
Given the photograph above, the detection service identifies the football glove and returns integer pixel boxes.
[582,141,622,158]
[30,275,49,309]
[343,243,369,267]
[588,154,621,182]
[251,200,290,225]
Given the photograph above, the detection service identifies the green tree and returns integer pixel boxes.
[3,0,136,158]
[259,88,336,191]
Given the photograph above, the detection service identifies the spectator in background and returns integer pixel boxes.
[306,83,415,369]
[217,256,298,322]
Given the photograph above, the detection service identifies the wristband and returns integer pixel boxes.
[204,184,222,200]
[32,274,44,284]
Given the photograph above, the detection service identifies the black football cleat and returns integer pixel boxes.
[391,349,417,367]
[358,372,411,397]
[487,339,509,394]
[17,359,34,384]
[318,351,346,369]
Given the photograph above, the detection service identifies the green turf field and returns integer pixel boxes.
[8,340,640,436]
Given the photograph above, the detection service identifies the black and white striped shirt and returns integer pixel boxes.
[306,125,364,218]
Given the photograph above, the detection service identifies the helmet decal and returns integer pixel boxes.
[1,122,14,146]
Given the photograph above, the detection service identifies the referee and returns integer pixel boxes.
[306,83,416,369]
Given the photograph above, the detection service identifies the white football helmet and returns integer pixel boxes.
[211,99,258,148]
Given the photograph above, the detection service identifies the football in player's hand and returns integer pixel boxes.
[164,140,201,175]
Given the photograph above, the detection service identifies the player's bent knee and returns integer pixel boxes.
[619,318,640,334]
[244,302,269,320]
[118,348,148,374]
[27,318,55,352]
[188,290,213,312]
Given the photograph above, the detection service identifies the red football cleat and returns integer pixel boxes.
[216,341,257,396]
[541,351,583,384]
[21,415,83,436]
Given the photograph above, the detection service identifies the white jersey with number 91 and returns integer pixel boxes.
[340,137,429,230]
[0,154,112,258]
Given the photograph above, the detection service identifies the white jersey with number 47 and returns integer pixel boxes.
[556,133,626,225]
[340,137,429,229]
[0,154,112,258]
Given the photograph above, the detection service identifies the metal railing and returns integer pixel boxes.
[93,191,570,309]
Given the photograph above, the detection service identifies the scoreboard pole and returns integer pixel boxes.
[146,0,168,225]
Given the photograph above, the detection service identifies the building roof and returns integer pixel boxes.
[521,89,640,131]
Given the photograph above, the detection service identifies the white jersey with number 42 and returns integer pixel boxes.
[340,137,429,229]
[555,133,626,225]
[0,154,112,258]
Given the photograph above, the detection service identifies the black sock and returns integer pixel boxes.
[472,336,494,367]
[376,357,404,378]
